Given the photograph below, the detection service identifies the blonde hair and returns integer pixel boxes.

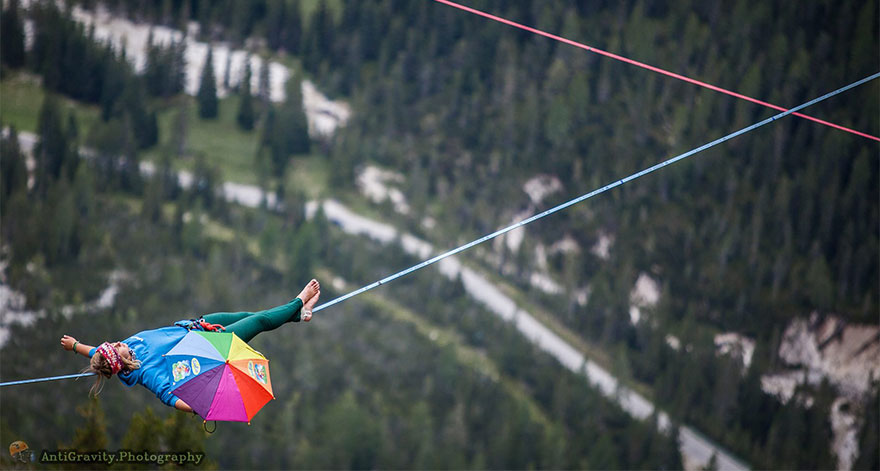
[85,346,141,397]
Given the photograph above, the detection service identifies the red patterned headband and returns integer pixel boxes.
[96,342,123,375]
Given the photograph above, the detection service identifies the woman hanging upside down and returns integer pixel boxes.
[60,279,321,412]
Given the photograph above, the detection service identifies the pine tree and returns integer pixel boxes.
[176,0,191,32]
[229,1,251,45]
[853,387,879,470]
[259,217,281,262]
[258,75,309,177]
[0,0,26,69]
[142,173,165,223]
[71,164,96,243]
[144,109,159,148]
[587,434,620,469]
[142,30,163,96]
[44,174,78,264]
[171,35,188,95]
[64,112,81,177]
[159,0,173,24]
[259,106,280,173]
[303,2,333,73]
[197,46,219,118]
[409,402,436,469]
[34,93,67,195]
[162,411,212,468]
[196,0,211,42]
[68,398,109,452]
[237,55,255,130]
[192,154,219,210]
[0,127,28,206]
[286,220,318,285]
[99,44,126,119]
[118,78,158,149]
[313,392,380,469]
[258,57,271,109]
[122,408,164,469]
[266,0,287,51]
[222,50,232,92]
[144,30,187,98]
[171,99,190,157]
[284,0,303,55]
[279,73,310,155]
[702,452,719,471]
[119,113,143,193]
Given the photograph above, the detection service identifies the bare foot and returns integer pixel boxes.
[296,279,320,305]
[302,289,320,322]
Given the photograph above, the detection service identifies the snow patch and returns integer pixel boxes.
[760,370,822,406]
[574,286,590,306]
[629,306,642,325]
[421,217,437,230]
[714,333,755,370]
[330,276,348,292]
[500,209,533,253]
[1,126,37,189]
[301,81,352,137]
[522,175,562,205]
[631,274,660,306]
[830,397,859,471]
[666,334,682,351]
[591,233,613,260]
[101,271,126,307]
[0,282,42,348]
[357,166,410,215]
[59,272,128,316]
[534,244,548,272]
[529,272,562,295]
[549,235,581,255]
[629,273,660,325]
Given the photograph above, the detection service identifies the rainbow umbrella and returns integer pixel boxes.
[164,331,274,423]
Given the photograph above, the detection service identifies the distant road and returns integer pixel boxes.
[14,130,748,470]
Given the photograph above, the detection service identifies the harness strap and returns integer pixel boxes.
[175,317,226,332]
[198,318,226,332]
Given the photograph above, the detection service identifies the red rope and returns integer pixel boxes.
[433,0,880,142]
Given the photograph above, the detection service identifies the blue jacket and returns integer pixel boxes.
[89,325,190,408]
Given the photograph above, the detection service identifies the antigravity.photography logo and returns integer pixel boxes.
[39,449,205,466]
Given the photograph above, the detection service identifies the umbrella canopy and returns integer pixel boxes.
[164,331,274,423]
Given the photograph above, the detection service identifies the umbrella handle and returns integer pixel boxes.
[203,421,217,434]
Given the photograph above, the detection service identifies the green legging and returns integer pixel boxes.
[201,298,304,343]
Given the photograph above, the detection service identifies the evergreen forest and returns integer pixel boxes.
[0,0,877,469]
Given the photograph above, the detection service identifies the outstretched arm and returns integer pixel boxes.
[174,399,193,413]
[61,335,95,358]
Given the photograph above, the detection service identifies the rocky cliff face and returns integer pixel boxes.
[760,313,879,470]
[774,313,879,399]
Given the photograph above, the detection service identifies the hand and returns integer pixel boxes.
[174,399,193,413]
[61,335,78,351]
